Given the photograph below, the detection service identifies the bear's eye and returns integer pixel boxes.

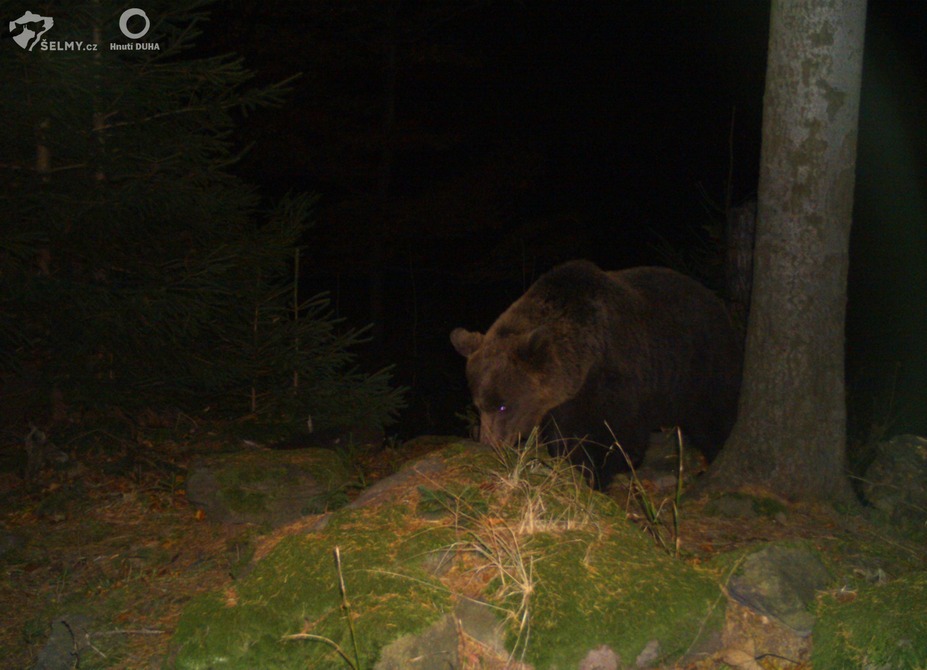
[481,398,508,414]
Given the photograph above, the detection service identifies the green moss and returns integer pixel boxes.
[205,449,354,517]
[170,443,729,669]
[220,486,268,514]
[169,505,454,669]
[813,571,927,670]
[493,526,724,668]
[417,484,489,520]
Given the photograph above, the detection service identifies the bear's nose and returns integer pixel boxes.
[478,415,495,444]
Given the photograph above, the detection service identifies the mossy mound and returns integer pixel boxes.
[168,440,726,669]
[168,504,455,669]
[498,526,723,668]
[185,448,356,525]
[813,570,927,670]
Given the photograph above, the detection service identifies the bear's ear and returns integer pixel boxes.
[516,326,552,366]
[450,328,484,357]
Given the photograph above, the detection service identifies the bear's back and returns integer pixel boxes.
[603,265,740,370]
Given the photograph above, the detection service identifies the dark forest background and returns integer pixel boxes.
[200,1,927,443]
[3,1,925,451]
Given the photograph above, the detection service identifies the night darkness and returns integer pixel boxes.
[202,1,926,441]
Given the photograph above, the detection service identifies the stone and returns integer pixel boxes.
[186,448,353,526]
[727,544,831,636]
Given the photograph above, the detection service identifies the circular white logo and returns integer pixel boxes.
[119,8,150,40]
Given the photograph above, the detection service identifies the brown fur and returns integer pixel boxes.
[451,260,742,489]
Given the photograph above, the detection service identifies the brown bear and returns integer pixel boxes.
[451,260,742,489]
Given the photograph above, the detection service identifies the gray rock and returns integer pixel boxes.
[454,599,507,655]
[580,644,621,670]
[374,613,458,670]
[312,453,450,531]
[863,434,927,527]
[186,448,353,526]
[635,639,661,667]
[33,614,92,670]
[373,598,508,670]
[348,455,448,511]
[727,544,831,636]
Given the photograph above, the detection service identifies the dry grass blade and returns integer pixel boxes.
[282,545,360,670]
[464,516,536,659]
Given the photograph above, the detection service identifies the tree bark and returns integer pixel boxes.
[702,0,866,503]
[725,199,757,340]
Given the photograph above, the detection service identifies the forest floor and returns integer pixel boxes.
[0,428,924,669]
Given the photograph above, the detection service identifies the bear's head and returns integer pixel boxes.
[451,325,569,446]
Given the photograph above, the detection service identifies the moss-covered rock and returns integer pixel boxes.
[726,543,832,635]
[185,448,355,525]
[169,504,456,669]
[169,439,727,669]
[496,527,723,668]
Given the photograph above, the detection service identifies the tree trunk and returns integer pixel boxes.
[725,199,756,340]
[702,0,866,503]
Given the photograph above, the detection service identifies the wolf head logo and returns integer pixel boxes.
[10,11,54,51]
